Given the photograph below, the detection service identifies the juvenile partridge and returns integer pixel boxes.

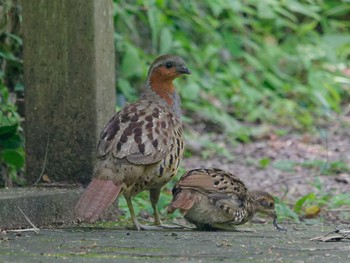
[168,168,285,231]
[75,55,190,230]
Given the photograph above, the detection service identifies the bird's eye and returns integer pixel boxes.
[165,61,173,68]
[261,200,274,208]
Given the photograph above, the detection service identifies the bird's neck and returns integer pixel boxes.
[246,195,258,217]
[146,76,182,118]
[149,74,175,105]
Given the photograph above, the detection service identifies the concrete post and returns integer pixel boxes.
[22,0,116,184]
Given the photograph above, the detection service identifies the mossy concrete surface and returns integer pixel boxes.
[1,224,349,262]
[0,187,83,229]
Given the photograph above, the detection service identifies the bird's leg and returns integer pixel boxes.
[125,195,141,230]
[150,189,183,229]
[150,188,161,226]
[125,195,163,231]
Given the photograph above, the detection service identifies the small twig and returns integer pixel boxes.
[319,128,330,174]
[33,182,81,188]
[280,181,289,201]
[7,228,39,234]
[263,173,319,189]
[33,134,50,185]
[17,206,40,233]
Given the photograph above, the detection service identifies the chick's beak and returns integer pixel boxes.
[267,211,286,231]
[177,66,191,75]
[268,210,277,220]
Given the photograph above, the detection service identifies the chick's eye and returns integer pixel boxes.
[261,200,274,208]
[165,61,173,68]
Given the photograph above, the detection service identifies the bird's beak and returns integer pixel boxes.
[268,210,277,220]
[273,218,286,231]
[177,66,191,75]
[268,211,286,231]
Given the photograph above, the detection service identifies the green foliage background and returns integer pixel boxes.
[114,0,350,142]
[1,0,349,173]
[1,0,24,187]
[0,0,350,220]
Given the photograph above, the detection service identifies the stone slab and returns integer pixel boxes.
[0,224,349,262]
[0,187,83,229]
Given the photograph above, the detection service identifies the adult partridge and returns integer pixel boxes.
[75,55,190,230]
[168,168,285,231]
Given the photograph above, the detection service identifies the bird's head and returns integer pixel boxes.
[148,54,191,80]
[147,54,190,104]
[251,190,286,231]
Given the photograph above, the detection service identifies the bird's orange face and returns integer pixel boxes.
[148,56,190,105]
[152,64,181,81]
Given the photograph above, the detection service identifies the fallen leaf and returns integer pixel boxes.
[305,205,320,218]
[310,229,350,242]
[43,174,51,183]
[310,234,345,242]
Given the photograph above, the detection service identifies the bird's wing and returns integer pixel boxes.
[167,189,199,213]
[177,168,248,197]
[97,99,182,165]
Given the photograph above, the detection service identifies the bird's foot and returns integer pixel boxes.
[157,223,185,229]
[130,221,185,231]
[133,224,164,231]
[153,218,187,229]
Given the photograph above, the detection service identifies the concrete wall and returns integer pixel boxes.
[22,0,116,183]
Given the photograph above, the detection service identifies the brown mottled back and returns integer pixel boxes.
[97,96,181,165]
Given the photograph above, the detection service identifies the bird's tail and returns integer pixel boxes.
[75,178,122,222]
[167,190,197,214]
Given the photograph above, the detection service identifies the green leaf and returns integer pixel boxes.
[275,198,299,222]
[120,44,142,78]
[223,32,242,57]
[159,28,172,54]
[286,1,320,20]
[205,0,224,17]
[0,124,18,139]
[117,78,137,101]
[273,160,296,171]
[259,158,271,168]
[294,193,315,213]
[1,149,24,169]
[145,4,160,52]
[257,1,274,19]
[0,133,22,149]
[181,81,200,100]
